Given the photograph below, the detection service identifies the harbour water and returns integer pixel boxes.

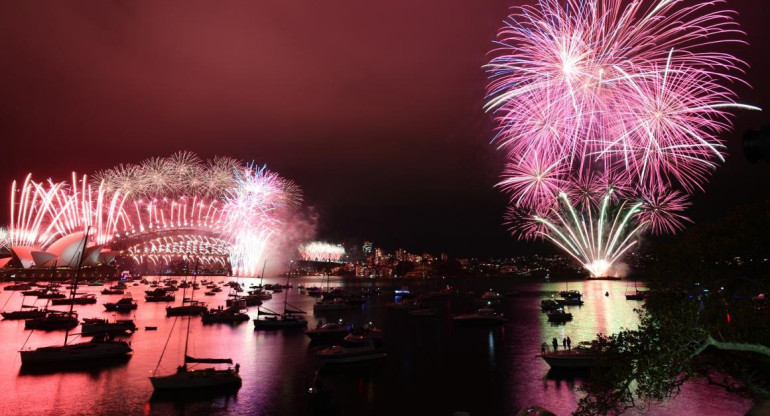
[0,276,752,416]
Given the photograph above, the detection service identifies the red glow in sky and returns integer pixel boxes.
[0,1,767,255]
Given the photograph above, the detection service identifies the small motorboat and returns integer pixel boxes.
[81,318,137,335]
[546,308,573,322]
[24,310,79,330]
[201,305,250,324]
[540,342,599,370]
[104,295,138,312]
[51,294,97,305]
[316,333,386,365]
[305,321,351,343]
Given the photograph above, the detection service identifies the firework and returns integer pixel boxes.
[92,151,240,199]
[6,152,301,276]
[222,164,302,275]
[0,227,10,252]
[485,0,758,275]
[536,192,647,277]
[497,153,566,207]
[299,242,346,262]
[485,0,757,189]
[636,189,692,235]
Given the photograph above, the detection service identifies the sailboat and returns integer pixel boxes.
[313,273,352,312]
[2,290,46,320]
[253,261,307,330]
[19,228,133,365]
[7,266,59,317]
[625,281,646,300]
[150,266,242,391]
[23,262,79,330]
[166,262,207,317]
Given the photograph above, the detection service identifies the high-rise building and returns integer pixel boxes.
[363,241,373,256]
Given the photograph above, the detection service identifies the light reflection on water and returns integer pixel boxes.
[0,276,753,416]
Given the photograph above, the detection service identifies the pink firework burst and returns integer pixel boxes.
[485,0,758,274]
[601,59,746,193]
[503,205,554,241]
[497,152,566,208]
[565,171,603,209]
[485,0,757,189]
[636,189,692,235]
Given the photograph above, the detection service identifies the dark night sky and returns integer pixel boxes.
[0,1,768,257]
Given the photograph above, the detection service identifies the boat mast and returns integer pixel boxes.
[39,261,57,312]
[184,260,199,360]
[65,226,90,346]
[283,261,292,314]
[260,260,267,287]
[190,260,198,303]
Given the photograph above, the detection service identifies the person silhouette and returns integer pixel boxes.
[563,338,567,349]
[541,342,547,355]
[552,337,558,351]
[567,337,572,350]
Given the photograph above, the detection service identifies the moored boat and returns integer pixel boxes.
[166,300,207,317]
[104,294,138,312]
[150,362,242,391]
[25,310,79,330]
[313,297,352,312]
[81,318,137,335]
[453,308,506,325]
[253,309,308,330]
[540,344,598,370]
[2,307,47,320]
[546,308,573,322]
[51,294,97,305]
[316,333,386,365]
[540,299,561,311]
[625,290,646,300]
[305,320,351,342]
[4,283,32,291]
[20,334,133,365]
[201,305,250,324]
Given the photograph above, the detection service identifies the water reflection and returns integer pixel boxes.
[0,276,753,416]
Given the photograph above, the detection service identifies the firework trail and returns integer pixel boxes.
[6,152,301,276]
[223,164,302,276]
[486,0,758,275]
[535,192,647,277]
[299,242,346,262]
